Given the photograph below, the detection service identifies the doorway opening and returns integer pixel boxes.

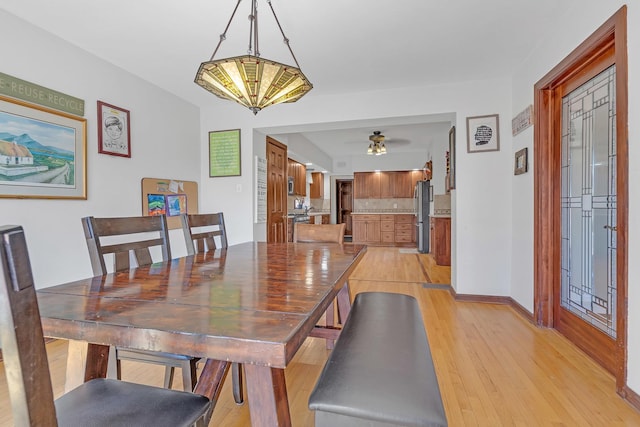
[336,179,353,241]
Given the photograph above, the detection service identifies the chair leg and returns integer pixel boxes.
[107,346,119,379]
[164,366,175,389]
[232,362,244,404]
[181,359,199,392]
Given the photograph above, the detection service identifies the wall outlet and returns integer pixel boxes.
[236,184,242,192]
[393,203,398,209]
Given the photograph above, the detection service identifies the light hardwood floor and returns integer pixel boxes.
[1,246,639,426]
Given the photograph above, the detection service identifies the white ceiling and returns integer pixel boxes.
[1,0,575,166]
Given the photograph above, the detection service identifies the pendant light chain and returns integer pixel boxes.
[266,0,302,69]
[209,0,243,61]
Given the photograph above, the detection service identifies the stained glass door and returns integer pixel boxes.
[560,65,617,338]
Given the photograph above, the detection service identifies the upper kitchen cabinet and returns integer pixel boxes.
[354,171,421,199]
[354,172,381,198]
[309,172,324,199]
[288,159,306,196]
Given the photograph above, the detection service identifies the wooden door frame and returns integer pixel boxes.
[533,6,628,392]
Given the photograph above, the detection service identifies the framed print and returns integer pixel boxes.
[166,193,187,217]
[466,114,500,153]
[0,95,87,199]
[209,129,241,177]
[514,147,528,175]
[97,100,131,157]
[448,126,456,189]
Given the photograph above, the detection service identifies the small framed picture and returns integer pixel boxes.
[514,147,528,175]
[97,100,131,157]
[466,114,500,153]
[147,194,166,216]
[165,193,188,217]
[209,129,241,177]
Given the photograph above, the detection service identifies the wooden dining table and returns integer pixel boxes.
[36,241,366,426]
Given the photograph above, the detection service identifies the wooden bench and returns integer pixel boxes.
[308,292,447,427]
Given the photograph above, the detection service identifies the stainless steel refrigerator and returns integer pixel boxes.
[414,180,431,253]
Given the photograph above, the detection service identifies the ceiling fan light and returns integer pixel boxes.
[366,130,388,155]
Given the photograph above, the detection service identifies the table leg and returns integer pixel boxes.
[65,340,86,392]
[325,301,335,349]
[336,281,351,322]
[244,364,291,427]
[64,341,110,391]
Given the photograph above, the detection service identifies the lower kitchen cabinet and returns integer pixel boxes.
[352,214,416,245]
[430,217,451,266]
[352,215,381,243]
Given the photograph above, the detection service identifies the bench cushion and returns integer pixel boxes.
[309,292,447,427]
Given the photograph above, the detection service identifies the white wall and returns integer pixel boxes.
[510,1,640,393]
[199,77,513,298]
[0,10,201,287]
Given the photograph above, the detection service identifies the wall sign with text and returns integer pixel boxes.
[209,129,241,177]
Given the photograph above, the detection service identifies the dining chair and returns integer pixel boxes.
[294,223,346,243]
[180,212,228,255]
[294,222,346,347]
[180,212,244,404]
[81,215,199,392]
[0,224,212,427]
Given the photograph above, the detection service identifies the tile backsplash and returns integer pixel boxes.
[353,198,415,212]
[433,194,451,215]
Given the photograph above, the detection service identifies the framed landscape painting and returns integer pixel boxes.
[0,95,87,199]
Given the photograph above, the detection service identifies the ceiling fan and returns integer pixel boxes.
[368,131,387,155]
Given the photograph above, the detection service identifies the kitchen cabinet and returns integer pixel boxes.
[394,214,415,243]
[430,217,451,266]
[287,159,306,196]
[353,172,381,199]
[354,170,423,199]
[287,217,294,242]
[310,214,330,225]
[309,172,324,199]
[353,214,416,245]
[380,214,395,243]
[352,214,381,243]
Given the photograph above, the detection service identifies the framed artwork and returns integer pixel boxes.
[448,126,456,189]
[514,147,528,175]
[147,193,166,216]
[466,114,500,153]
[97,100,131,157]
[209,129,241,177]
[166,193,187,217]
[0,95,87,199]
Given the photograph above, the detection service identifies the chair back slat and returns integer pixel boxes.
[294,223,346,243]
[181,213,228,255]
[82,216,171,275]
[0,225,58,426]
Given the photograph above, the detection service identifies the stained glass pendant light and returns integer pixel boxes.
[195,0,313,115]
